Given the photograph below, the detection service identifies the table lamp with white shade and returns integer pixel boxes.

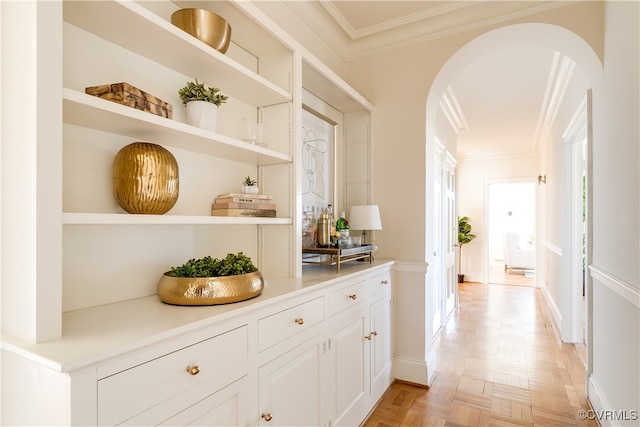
[348,205,382,247]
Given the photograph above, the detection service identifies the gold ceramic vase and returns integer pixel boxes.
[113,142,179,214]
[157,271,265,305]
[171,8,232,54]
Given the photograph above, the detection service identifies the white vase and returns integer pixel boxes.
[186,101,218,132]
[242,185,259,195]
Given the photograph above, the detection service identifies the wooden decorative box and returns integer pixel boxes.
[85,82,173,119]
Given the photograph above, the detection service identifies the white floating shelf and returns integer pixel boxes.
[63,88,292,165]
[63,0,291,107]
[63,212,292,226]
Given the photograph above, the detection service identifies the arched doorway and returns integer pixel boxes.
[425,21,603,380]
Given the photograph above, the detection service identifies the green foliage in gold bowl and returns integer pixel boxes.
[168,252,258,277]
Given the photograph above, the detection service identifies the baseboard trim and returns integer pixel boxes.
[393,355,435,386]
[539,283,563,333]
[588,375,612,427]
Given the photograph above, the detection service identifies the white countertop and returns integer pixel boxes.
[1,260,394,373]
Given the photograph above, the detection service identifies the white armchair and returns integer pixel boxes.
[502,232,535,271]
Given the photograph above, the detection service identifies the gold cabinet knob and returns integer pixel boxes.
[294,318,304,325]
[186,365,200,375]
[349,294,357,300]
[381,280,388,285]
[371,331,378,336]
[365,334,373,340]
[261,413,273,422]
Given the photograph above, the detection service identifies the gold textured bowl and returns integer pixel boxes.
[171,8,232,54]
[157,271,264,305]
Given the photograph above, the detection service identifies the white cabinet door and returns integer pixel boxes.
[369,294,392,403]
[120,376,250,426]
[329,308,368,427]
[259,334,325,426]
[158,376,250,427]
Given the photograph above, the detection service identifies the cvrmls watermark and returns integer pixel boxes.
[577,409,639,421]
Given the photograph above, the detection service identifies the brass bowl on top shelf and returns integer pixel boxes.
[171,8,232,54]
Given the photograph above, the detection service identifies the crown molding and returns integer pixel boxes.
[439,86,468,134]
[534,51,576,147]
[341,1,577,61]
[562,96,588,143]
[321,1,474,40]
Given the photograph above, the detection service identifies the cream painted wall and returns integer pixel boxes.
[588,1,639,423]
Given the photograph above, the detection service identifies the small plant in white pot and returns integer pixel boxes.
[178,79,228,132]
[242,175,259,195]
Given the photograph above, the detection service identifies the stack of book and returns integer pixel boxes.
[211,193,276,217]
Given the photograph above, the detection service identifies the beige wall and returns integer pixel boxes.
[589,1,639,422]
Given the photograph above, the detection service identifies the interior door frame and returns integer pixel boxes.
[562,92,591,346]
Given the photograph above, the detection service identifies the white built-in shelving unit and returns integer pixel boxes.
[3,0,374,343]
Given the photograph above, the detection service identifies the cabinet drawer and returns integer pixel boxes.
[258,297,324,352]
[328,279,367,317]
[98,326,248,426]
[368,271,392,298]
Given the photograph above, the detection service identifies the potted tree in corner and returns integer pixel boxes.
[178,78,228,132]
[458,216,476,283]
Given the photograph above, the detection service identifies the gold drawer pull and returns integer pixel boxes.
[381,280,388,285]
[349,294,357,300]
[294,318,304,325]
[261,413,273,422]
[186,365,200,376]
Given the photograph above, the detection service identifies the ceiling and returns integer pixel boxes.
[286,1,576,159]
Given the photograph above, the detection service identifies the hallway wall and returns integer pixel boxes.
[588,2,640,424]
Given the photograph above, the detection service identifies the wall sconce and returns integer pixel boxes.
[537,174,547,185]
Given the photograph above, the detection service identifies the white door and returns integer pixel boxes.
[444,154,458,318]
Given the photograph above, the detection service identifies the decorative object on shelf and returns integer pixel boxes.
[85,82,173,118]
[302,245,374,272]
[178,79,228,132]
[316,210,331,248]
[255,122,268,147]
[349,205,382,246]
[457,216,477,283]
[336,211,350,248]
[113,142,179,215]
[241,175,259,195]
[158,252,263,305]
[211,191,276,217]
[241,117,257,143]
[171,8,232,54]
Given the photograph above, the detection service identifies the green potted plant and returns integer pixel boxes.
[457,216,476,283]
[178,78,228,132]
[242,175,259,195]
[157,252,264,305]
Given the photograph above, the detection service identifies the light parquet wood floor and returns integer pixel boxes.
[363,282,596,427]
